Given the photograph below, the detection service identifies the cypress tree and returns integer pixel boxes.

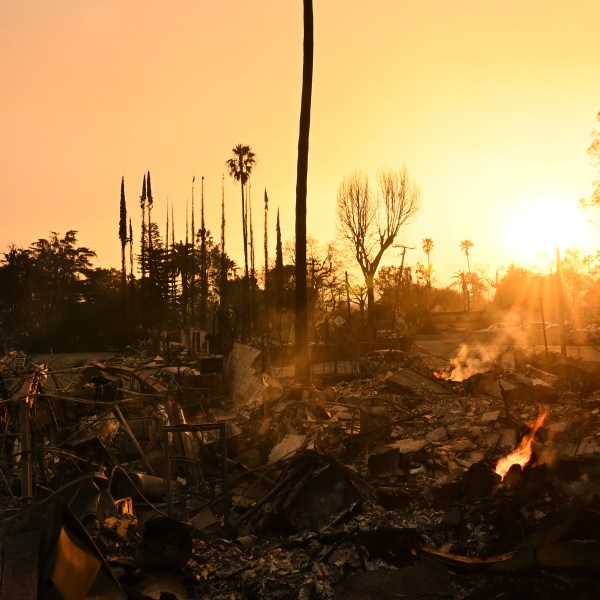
[275,208,284,307]
[139,174,147,327]
[249,183,255,334]
[264,189,269,328]
[119,176,128,313]
[129,217,135,327]
[146,171,155,331]
[199,176,208,328]
[220,174,228,317]
[140,175,147,282]
[190,176,196,327]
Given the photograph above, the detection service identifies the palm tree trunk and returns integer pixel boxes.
[294,0,313,387]
[241,181,251,341]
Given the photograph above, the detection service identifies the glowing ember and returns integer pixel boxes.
[495,408,548,480]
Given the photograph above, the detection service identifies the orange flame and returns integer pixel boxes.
[495,408,548,480]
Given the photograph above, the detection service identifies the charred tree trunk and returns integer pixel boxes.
[294,0,313,387]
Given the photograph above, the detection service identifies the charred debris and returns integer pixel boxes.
[0,338,599,599]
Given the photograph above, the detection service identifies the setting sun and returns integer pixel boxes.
[503,197,593,269]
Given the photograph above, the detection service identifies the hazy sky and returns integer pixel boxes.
[2,0,600,287]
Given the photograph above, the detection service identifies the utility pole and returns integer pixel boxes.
[394,244,415,278]
[555,246,567,356]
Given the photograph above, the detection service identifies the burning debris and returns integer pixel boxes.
[494,407,548,480]
[0,341,599,598]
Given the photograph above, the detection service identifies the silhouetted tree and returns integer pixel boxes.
[146,171,156,328]
[275,208,284,308]
[28,231,96,341]
[459,240,473,275]
[459,240,474,311]
[249,184,256,332]
[336,167,421,335]
[421,237,434,287]
[128,218,134,285]
[172,241,191,320]
[0,246,34,340]
[128,217,135,328]
[219,175,229,319]
[199,176,209,328]
[190,176,196,326]
[139,174,148,325]
[264,189,270,328]
[294,0,313,386]
[450,270,471,311]
[119,177,128,322]
[139,174,147,281]
[226,144,256,340]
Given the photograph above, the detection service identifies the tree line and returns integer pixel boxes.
[4,140,600,352]
[2,209,599,352]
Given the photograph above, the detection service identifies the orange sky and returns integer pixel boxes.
[2,0,600,287]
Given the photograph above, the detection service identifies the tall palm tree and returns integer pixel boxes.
[459,239,473,274]
[294,0,313,386]
[421,237,433,286]
[226,144,255,284]
[459,240,473,311]
[450,270,471,311]
[226,144,255,340]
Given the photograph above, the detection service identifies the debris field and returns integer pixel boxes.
[0,339,599,599]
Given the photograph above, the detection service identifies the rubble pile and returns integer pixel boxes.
[0,342,599,599]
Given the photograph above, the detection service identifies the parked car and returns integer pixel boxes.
[566,327,600,345]
[519,322,569,345]
[519,321,557,332]
[478,323,518,334]
[475,323,519,342]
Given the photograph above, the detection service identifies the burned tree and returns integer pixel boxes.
[118,176,128,321]
[336,167,420,336]
[219,174,229,321]
[275,208,284,308]
[294,0,313,386]
[264,188,270,328]
[199,176,209,328]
